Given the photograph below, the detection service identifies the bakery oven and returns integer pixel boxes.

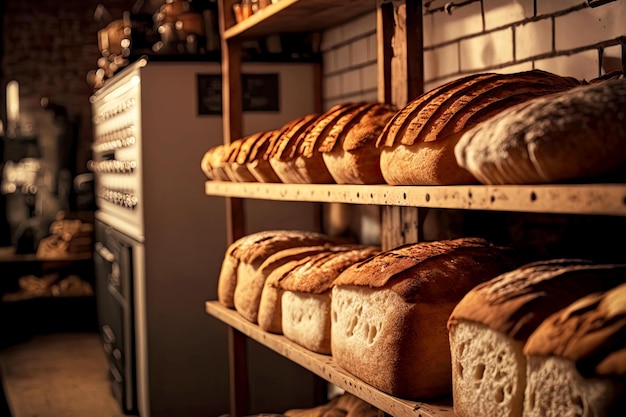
[94,220,137,414]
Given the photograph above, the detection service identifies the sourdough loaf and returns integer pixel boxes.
[267,113,336,184]
[330,237,520,399]
[217,230,334,308]
[454,77,626,184]
[284,392,380,417]
[234,244,334,324]
[241,130,282,183]
[522,282,626,417]
[201,144,231,181]
[314,102,397,184]
[278,245,379,354]
[447,259,626,417]
[376,70,582,185]
[223,137,258,182]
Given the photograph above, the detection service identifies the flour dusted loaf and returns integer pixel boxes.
[217,230,334,308]
[376,70,582,185]
[330,237,520,399]
[522,282,626,417]
[454,77,626,184]
[278,245,379,354]
[303,102,397,184]
[447,259,626,417]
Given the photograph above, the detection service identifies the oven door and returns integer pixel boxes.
[94,220,137,414]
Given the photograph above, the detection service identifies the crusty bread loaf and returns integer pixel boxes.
[454,77,626,184]
[316,102,397,184]
[447,259,626,417]
[522,282,626,417]
[234,245,334,323]
[217,230,334,308]
[201,144,231,181]
[279,245,379,354]
[223,137,258,182]
[284,392,380,417]
[330,237,520,399]
[268,113,336,184]
[242,130,283,183]
[376,70,582,185]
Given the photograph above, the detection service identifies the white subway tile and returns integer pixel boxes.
[429,2,483,45]
[555,1,626,51]
[336,44,352,71]
[367,33,378,62]
[321,25,344,52]
[351,37,370,66]
[460,29,514,71]
[323,49,338,74]
[484,0,534,30]
[494,61,534,74]
[534,49,600,80]
[516,18,553,60]
[359,90,379,103]
[360,63,378,91]
[323,74,341,99]
[602,44,624,74]
[423,12,435,48]
[424,42,459,81]
[537,0,583,15]
[341,69,362,95]
[343,11,377,41]
[323,97,346,110]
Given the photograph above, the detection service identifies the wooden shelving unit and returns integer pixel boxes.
[205,1,626,416]
[205,301,455,417]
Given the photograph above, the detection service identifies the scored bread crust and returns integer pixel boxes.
[454,78,626,185]
[375,70,582,185]
[320,102,397,184]
[330,237,520,399]
[217,230,333,308]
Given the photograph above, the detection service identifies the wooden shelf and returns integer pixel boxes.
[223,0,375,40]
[205,301,456,417]
[205,181,626,216]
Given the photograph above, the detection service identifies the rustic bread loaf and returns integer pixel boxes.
[315,102,397,184]
[522,282,626,417]
[267,113,336,184]
[241,130,283,183]
[201,144,231,181]
[447,259,626,417]
[278,245,379,354]
[217,230,334,308]
[376,70,582,185]
[330,237,520,399]
[223,136,258,182]
[454,77,626,184]
[234,244,334,324]
[284,392,380,417]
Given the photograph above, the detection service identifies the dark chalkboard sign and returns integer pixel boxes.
[197,73,280,115]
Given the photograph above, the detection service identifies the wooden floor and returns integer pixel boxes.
[0,332,130,417]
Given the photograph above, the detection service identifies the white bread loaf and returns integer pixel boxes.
[278,245,379,354]
[375,70,582,185]
[234,245,334,324]
[447,259,626,417]
[217,230,334,308]
[522,282,626,417]
[330,237,520,399]
[454,77,626,184]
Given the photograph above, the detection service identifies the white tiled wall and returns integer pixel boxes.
[321,0,626,103]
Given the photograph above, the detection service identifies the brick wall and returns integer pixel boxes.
[321,0,626,102]
[1,0,131,174]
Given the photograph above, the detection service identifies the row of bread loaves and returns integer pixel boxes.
[447,259,626,417]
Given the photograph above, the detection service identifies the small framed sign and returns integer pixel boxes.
[197,73,280,115]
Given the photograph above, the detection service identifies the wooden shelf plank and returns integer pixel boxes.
[223,0,376,39]
[204,181,626,216]
[205,301,456,417]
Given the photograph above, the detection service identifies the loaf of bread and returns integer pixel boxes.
[284,392,380,417]
[234,244,334,324]
[454,77,626,184]
[447,259,626,417]
[222,137,257,182]
[522,282,626,417]
[375,70,582,185]
[312,102,397,184]
[241,130,283,183]
[279,245,379,354]
[330,237,520,399]
[200,144,231,181]
[217,230,334,308]
[257,244,370,335]
[267,113,336,184]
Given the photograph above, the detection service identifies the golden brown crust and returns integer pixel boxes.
[333,237,520,302]
[268,113,321,161]
[299,103,365,157]
[448,259,626,341]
